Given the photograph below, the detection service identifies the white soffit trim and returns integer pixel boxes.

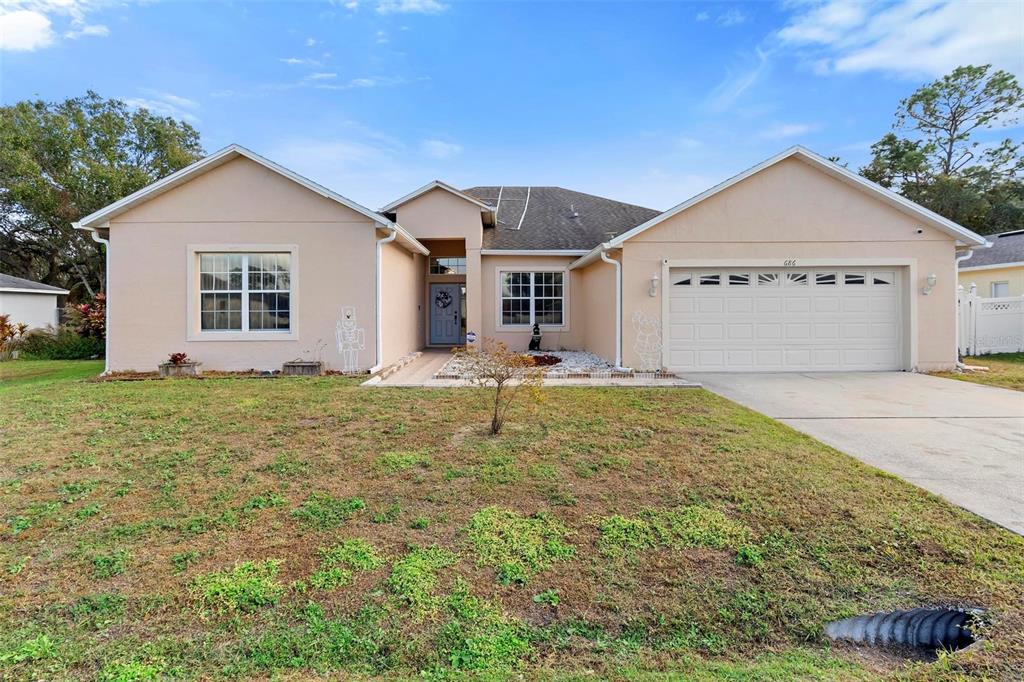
[959,261,1024,272]
[379,180,496,213]
[75,144,429,256]
[569,145,990,270]
[480,249,588,256]
[0,287,70,295]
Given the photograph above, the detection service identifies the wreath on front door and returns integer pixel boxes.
[434,290,453,309]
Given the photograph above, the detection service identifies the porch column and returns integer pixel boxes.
[465,247,483,345]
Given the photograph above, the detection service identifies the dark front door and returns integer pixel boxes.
[430,283,462,345]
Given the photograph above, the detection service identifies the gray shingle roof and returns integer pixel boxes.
[0,272,68,294]
[964,230,1024,268]
[462,186,660,251]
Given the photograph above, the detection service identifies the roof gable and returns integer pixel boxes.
[571,146,989,269]
[380,180,495,213]
[79,145,392,229]
[74,144,428,255]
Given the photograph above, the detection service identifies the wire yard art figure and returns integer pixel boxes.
[632,310,662,372]
[336,306,365,373]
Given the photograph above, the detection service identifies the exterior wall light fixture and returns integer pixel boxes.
[922,273,937,295]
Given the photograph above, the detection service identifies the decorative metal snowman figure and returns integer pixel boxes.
[335,306,365,373]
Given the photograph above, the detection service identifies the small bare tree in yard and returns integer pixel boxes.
[453,339,544,435]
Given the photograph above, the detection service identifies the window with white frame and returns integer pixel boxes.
[199,253,291,332]
[991,281,1010,298]
[500,271,564,326]
[429,257,466,275]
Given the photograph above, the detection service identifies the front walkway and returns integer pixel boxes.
[367,350,699,388]
[688,372,1024,535]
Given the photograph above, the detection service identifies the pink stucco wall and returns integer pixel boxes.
[106,156,386,372]
[619,156,959,371]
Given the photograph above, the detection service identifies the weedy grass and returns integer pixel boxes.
[308,539,384,590]
[466,506,575,585]
[1,360,1022,680]
[932,352,1024,391]
[191,560,284,613]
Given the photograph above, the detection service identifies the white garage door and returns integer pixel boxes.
[667,267,903,372]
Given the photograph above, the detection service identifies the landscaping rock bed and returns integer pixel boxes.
[435,350,616,379]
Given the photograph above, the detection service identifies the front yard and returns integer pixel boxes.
[932,353,1024,392]
[1,361,1021,680]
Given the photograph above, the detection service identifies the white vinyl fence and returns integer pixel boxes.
[957,284,1024,356]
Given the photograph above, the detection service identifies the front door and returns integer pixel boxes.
[430,283,463,345]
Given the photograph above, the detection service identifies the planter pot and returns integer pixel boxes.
[159,362,201,378]
[282,360,324,376]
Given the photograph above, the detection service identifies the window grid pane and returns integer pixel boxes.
[500,271,564,326]
[199,252,291,332]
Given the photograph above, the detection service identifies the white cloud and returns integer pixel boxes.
[759,122,821,140]
[375,29,388,43]
[704,47,770,112]
[695,11,709,22]
[0,0,110,51]
[305,37,318,47]
[305,72,337,80]
[420,139,462,160]
[376,0,447,15]
[280,56,321,66]
[777,0,1024,78]
[65,22,106,39]
[717,8,748,27]
[125,90,200,123]
[0,9,53,50]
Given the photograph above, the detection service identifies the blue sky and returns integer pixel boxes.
[2,0,1022,210]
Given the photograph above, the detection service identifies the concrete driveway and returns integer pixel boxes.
[687,372,1024,535]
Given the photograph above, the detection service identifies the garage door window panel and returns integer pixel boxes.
[699,273,721,286]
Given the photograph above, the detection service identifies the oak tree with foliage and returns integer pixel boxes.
[860,65,1023,235]
[0,92,204,299]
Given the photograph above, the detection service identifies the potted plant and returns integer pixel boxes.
[159,352,201,378]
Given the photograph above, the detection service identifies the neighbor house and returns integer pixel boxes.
[958,229,1024,298]
[0,273,69,330]
[74,144,990,375]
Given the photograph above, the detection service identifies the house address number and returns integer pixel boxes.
[783,259,797,266]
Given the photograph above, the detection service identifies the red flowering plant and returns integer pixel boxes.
[0,314,29,360]
[65,293,106,339]
[168,352,191,365]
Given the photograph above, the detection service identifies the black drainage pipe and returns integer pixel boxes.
[825,608,981,651]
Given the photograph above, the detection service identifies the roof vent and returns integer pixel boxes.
[569,203,579,219]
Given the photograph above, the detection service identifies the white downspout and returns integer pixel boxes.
[370,226,398,373]
[599,245,626,371]
[74,222,111,375]
[954,248,976,369]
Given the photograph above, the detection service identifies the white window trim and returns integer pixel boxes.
[991,281,1010,297]
[495,267,569,330]
[187,244,299,342]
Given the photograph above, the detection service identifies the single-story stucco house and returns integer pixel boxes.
[0,273,69,330]
[958,229,1024,298]
[74,144,990,375]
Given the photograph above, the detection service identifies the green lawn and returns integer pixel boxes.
[932,353,1024,392]
[1,360,1021,680]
